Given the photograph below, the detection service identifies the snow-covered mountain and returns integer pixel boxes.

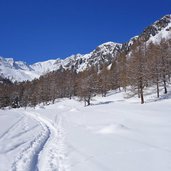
[0,57,40,82]
[0,14,171,82]
[0,42,121,82]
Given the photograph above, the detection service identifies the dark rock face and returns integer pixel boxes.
[139,15,171,41]
[90,43,122,67]
[121,15,171,54]
[0,76,12,85]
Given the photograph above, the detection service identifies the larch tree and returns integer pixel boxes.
[147,42,161,98]
[128,40,149,104]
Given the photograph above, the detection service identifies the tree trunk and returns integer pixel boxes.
[139,79,144,104]
[163,76,167,94]
[140,87,144,104]
[156,80,159,98]
[84,97,90,106]
[138,86,140,98]
[87,97,91,106]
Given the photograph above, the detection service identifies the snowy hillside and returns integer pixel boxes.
[0,88,171,171]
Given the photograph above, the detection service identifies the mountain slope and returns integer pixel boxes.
[0,14,171,82]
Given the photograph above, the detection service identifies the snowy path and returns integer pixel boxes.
[0,111,68,171]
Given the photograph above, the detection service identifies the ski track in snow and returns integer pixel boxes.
[6,111,69,171]
[0,116,24,140]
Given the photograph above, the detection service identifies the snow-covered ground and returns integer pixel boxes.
[0,89,171,171]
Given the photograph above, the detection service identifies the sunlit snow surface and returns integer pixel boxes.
[0,89,171,171]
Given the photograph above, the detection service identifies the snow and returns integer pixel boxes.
[146,14,171,44]
[128,35,138,46]
[98,41,122,48]
[0,56,40,81]
[149,22,171,44]
[107,63,112,70]
[0,88,171,171]
[31,60,58,74]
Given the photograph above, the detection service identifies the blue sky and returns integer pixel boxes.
[0,0,171,64]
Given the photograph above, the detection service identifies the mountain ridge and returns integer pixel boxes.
[0,14,171,82]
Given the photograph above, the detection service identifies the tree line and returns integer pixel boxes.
[0,38,171,108]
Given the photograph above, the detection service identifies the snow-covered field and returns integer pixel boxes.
[0,89,171,171]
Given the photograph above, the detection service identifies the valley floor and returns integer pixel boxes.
[0,90,171,171]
